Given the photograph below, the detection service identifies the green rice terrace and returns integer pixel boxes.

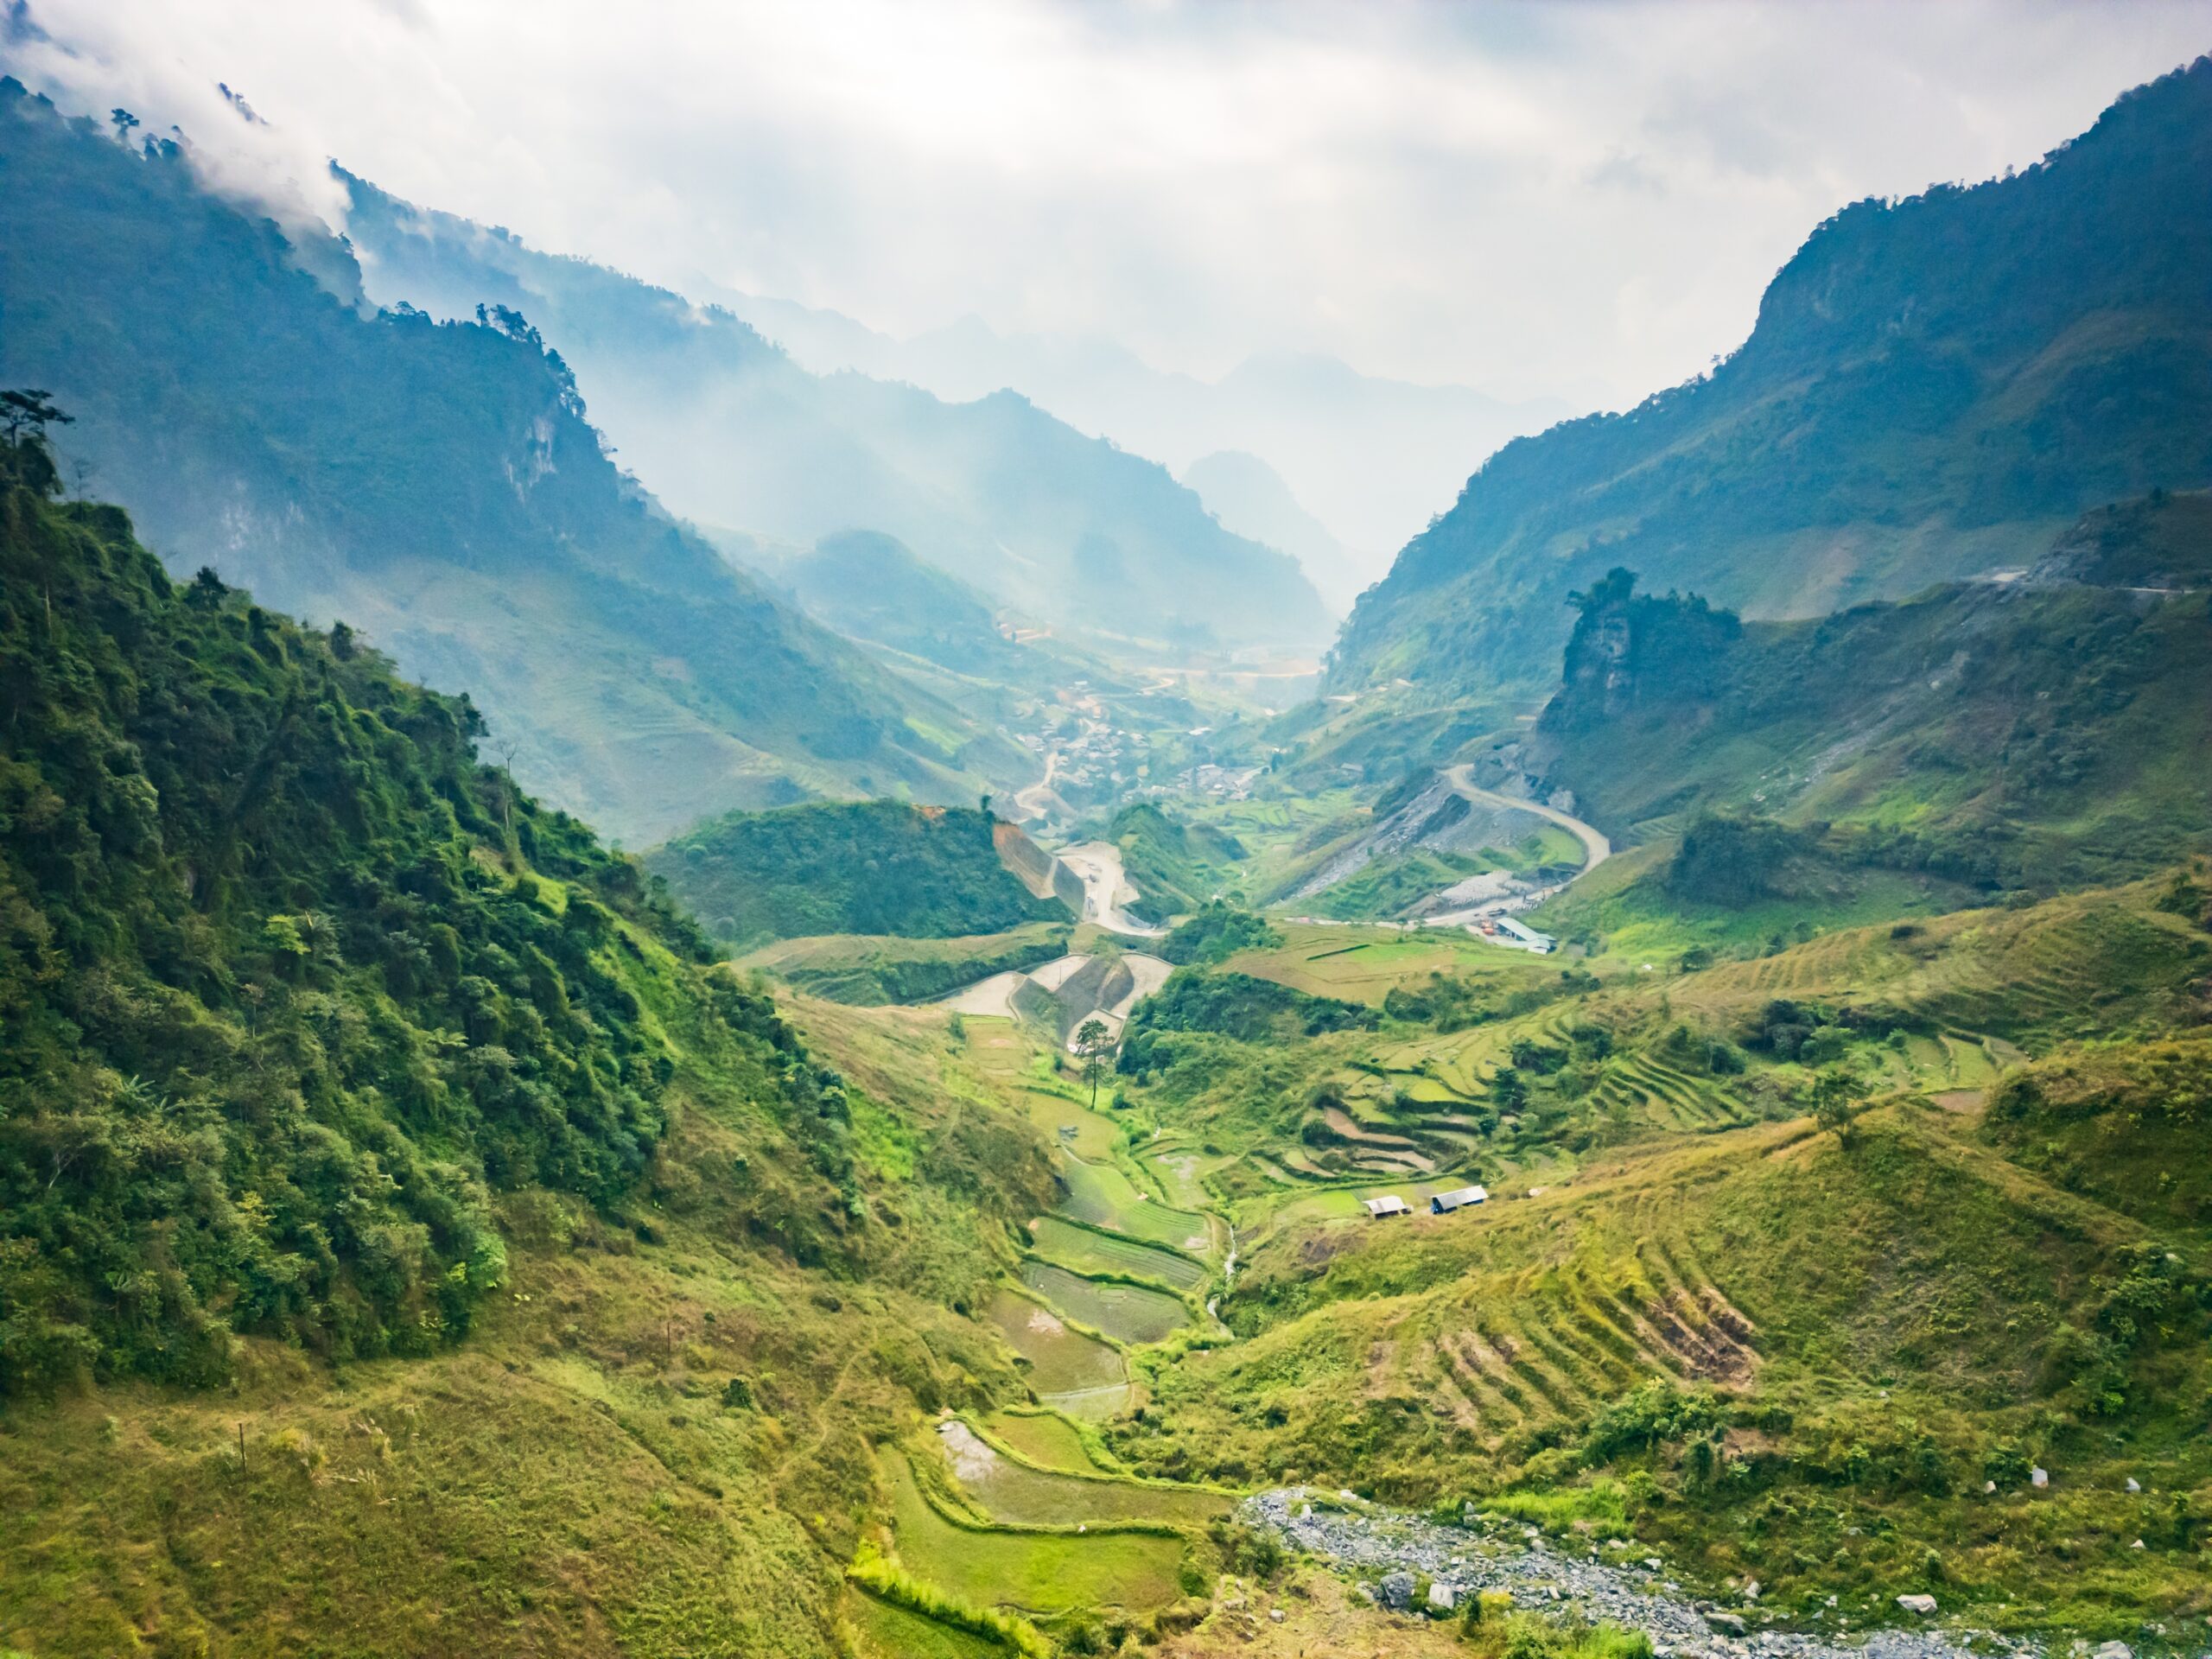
[776,859,2212,1657]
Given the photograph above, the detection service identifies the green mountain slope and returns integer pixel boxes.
[1523,495,2212,894]
[340,173,1333,652]
[647,802,1071,950]
[0,81,1022,843]
[1331,57,2212,699]
[1105,874,2212,1630]
[0,430,1071,1653]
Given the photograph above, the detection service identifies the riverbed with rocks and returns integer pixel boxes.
[1236,1488,2116,1659]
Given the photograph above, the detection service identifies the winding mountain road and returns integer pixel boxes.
[1440,764,1611,874]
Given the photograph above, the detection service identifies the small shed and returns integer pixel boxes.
[1363,1195,1411,1218]
[1430,1185,1489,1214]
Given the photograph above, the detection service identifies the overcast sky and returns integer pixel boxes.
[10,1,2209,407]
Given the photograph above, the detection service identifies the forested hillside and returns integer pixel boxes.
[1526,492,2212,893]
[0,419,795,1389]
[340,173,1334,651]
[0,80,1024,842]
[0,423,1075,1653]
[647,800,1070,950]
[1332,58,2212,698]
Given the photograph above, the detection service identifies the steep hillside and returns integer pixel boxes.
[0,81,1020,843]
[1523,501,2212,893]
[1104,804,1249,925]
[647,802,1071,951]
[0,431,1070,1653]
[340,174,1334,651]
[1103,874,2212,1632]
[1181,448,1362,614]
[744,529,1036,678]
[1332,58,2212,698]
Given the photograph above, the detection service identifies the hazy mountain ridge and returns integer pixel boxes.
[705,282,1569,564]
[0,81,1020,843]
[1181,449,1362,614]
[340,175,1333,651]
[1331,57,2212,700]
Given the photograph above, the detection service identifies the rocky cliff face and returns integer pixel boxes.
[1542,569,1742,732]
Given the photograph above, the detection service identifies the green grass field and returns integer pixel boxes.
[1026,1217,1211,1293]
[935,1420,1231,1526]
[1020,1262,1192,1345]
[982,1409,1116,1476]
[1224,925,1554,1007]
[881,1450,1188,1616]
[1056,1156,1217,1255]
[842,1587,1004,1659]
[986,1287,1128,1411]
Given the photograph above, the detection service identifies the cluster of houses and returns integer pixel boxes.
[1363,1184,1488,1219]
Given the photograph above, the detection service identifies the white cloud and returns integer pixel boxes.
[7,0,2209,406]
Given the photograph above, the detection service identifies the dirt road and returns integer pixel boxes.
[1054,841,1166,938]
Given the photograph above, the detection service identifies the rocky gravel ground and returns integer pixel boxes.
[1236,1488,2147,1659]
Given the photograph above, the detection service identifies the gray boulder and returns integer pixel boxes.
[1379,1571,1416,1611]
[1896,1594,1939,1616]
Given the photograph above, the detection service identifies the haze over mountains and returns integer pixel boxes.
[5,23,2212,1659]
[340,175,1335,651]
[695,287,1571,575]
[0,80,1030,843]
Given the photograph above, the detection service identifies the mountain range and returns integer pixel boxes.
[0,79,1022,844]
[340,175,1333,652]
[1331,56,2212,702]
[701,284,1570,569]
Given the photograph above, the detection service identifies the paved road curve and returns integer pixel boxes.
[1441,763,1611,874]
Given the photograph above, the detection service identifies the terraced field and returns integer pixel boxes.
[880,1450,1188,1616]
[842,1588,1001,1659]
[1020,1262,1192,1345]
[1057,1155,1217,1255]
[983,1408,1109,1474]
[1589,1052,1751,1133]
[1028,1215,1212,1292]
[1224,925,1552,1007]
[1662,886,2203,1040]
[1146,1142,1228,1211]
[1020,1082,1122,1160]
[986,1286,1128,1416]
[1406,1239,1764,1450]
[936,1421,1231,1526]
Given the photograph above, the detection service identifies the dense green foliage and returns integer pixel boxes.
[648,801,1065,950]
[0,81,1011,842]
[1159,902,1281,966]
[1118,970,1375,1073]
[0,435,830,1394]
[1333,59,2212,697]
[1105,804,1248,925]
